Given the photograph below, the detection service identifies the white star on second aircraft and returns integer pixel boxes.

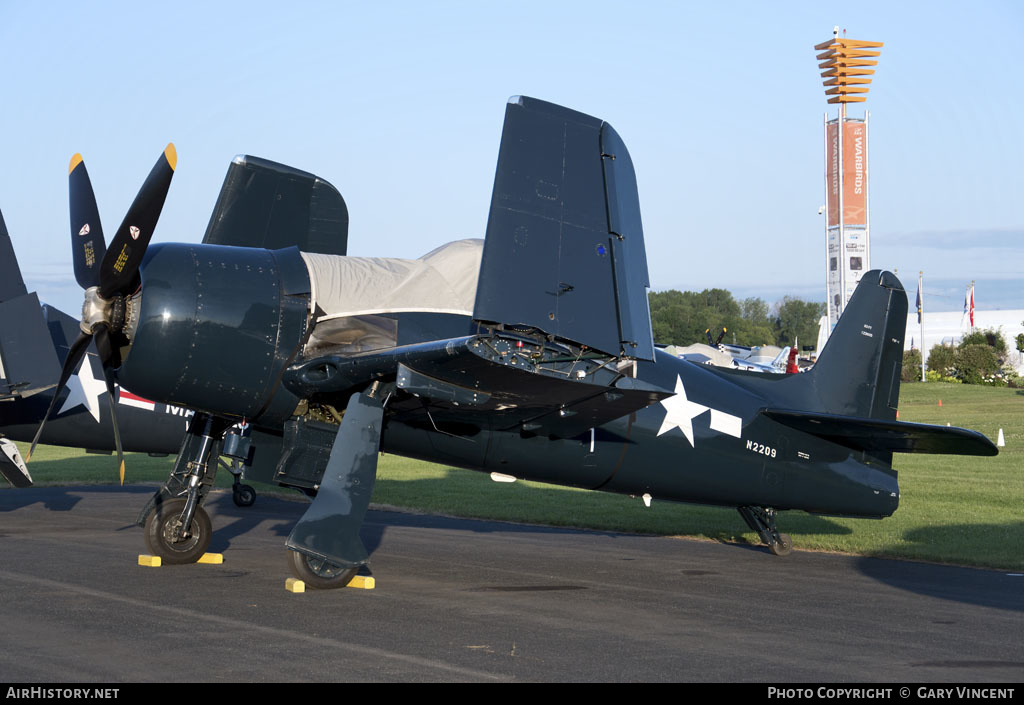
[657,375,742,448]
[57,353,106,423]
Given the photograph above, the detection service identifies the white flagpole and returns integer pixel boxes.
[919,272,925,382]
[961,282,969,329]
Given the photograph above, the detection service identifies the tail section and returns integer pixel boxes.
[0,207,61,399]
[0,208,27,302]
[758,270,997,458]
[809,270,906,419]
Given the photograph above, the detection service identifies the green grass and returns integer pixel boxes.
[8,382,1023,569]
[10,447,285,497]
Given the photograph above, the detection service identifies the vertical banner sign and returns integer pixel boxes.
[826,119,867,227]
[826,121,839,227]
[843,120,867,226]
[825,115,870,329]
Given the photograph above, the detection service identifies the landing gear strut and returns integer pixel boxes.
[137,412,231,563]
[738,506,793,556]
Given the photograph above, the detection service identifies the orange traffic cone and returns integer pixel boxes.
[938,399,942,407]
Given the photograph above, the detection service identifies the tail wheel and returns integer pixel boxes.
[287,549,358,590]
[143,498,212,564]
[769,533,793,557]
[232,484,256,507]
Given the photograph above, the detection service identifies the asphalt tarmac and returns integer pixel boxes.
[1,485,1022,683]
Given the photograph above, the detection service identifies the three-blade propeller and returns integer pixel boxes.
[28,145,176,484]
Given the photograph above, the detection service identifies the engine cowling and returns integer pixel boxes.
[117,242,311,425]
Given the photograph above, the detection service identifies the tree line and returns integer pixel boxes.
[648,289,826,349]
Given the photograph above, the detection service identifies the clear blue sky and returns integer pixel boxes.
[1,1,1021,314]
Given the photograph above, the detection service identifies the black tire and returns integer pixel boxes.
[143,499,212,565]
[769,533,793,557]
[232,484,256,507]
[287,549,358,590]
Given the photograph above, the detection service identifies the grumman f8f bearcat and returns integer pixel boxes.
[26,97,996,588]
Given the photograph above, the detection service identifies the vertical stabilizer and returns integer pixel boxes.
[810,270,906,419]
[0,208,27,302]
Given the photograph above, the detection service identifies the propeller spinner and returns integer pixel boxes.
[28,144,177,484]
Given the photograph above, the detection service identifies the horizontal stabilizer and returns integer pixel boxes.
[763,409,998,456]
[202,155,349,256]
[473,96,654,361]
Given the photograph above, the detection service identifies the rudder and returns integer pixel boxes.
[810,270,907,419]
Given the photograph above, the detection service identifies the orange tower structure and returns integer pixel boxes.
[816,29,883,333]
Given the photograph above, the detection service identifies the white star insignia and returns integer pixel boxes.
[657,375,709,447]
[58,352,107,423]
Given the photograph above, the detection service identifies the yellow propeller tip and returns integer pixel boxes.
[164,143,177,171]
[119,460,125,486]
[69,153,83,175]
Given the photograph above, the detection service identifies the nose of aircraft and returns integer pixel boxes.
[28,145,178,482]
[117,242,311,425]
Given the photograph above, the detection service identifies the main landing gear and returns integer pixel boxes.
[737,506,793,557]
[137,413,231,564]
[287,550,359,590]
[144,498,212,564]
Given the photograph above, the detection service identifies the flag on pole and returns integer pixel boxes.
[915,278,923,324]
[968,282,975,328]
[962,285,967,324]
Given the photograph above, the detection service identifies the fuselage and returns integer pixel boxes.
[111,243,899,520]
[381,348,900,519]
[0,386,191,456]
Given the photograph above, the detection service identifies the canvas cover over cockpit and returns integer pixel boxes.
[300,239,483,355]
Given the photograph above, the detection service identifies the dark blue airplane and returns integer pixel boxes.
[23,97,996,588]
